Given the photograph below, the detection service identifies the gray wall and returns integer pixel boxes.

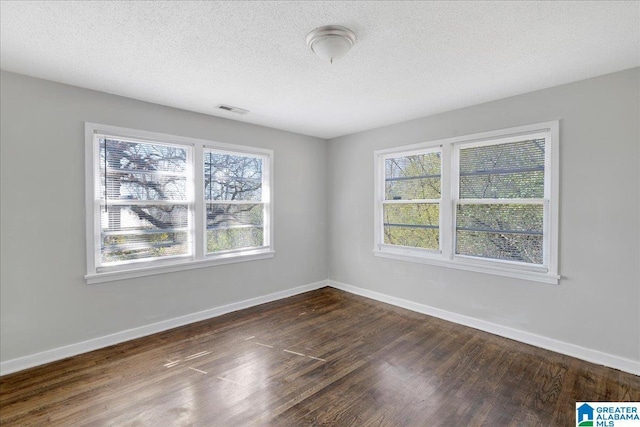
[328,68,640,361]
[2,68,638,367]
[0,71,328,362]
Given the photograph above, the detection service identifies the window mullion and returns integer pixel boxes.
[98,200,189,206]
[193,144,204,260]
[203,200,265,205]
[441,142,454,260]
[382,198,441,205]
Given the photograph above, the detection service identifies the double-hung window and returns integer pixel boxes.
[204,149,268,254]
[85,123,273,283]
[374,121,559,284]
[382,149,441,251]
[454,136,547,265]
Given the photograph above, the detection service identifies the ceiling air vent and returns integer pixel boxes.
[215,104,249,115]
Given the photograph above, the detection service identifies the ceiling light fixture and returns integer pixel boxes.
[306,25,356,64]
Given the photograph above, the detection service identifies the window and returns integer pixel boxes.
[455,137,546,264]
[374,121,559,284]
[383,149,441,250]
[204,150,268,254]
[85,123,273,283]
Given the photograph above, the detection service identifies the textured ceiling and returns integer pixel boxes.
[1,1,638,139]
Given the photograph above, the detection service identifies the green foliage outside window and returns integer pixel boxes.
[383,152,441,250]
[457,139,545,264]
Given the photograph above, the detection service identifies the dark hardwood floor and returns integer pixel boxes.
[1,287,638,426]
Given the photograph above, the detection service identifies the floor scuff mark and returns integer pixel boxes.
[185,351,210,361]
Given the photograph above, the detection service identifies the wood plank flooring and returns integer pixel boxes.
[1,287,638,426]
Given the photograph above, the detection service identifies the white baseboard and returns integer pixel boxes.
[328,280,640,376]
[3,279,638,377]
[0,280,328,376]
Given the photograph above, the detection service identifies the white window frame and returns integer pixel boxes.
[374,121,560,284]
[376,147,443,256]
[85,123,274,284]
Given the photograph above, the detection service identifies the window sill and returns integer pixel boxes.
[373,249,560,285]
[86,250,275,284]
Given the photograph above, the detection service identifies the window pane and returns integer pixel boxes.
[100,204,190,263]
[99,139,188,201]
[204,152,262,201]
[384,203,439,227]
[385,152,441,200]
[386,177,441,201]
[206,203,264,253]
[100,138,187,172]
[459,139,545,199]
[384,226,439,250]
[207,228,264,253]
[383,203,439,249]
[456,231,542,264]
[457,204,543,233]
[101,172,187,201]
[456,204,543,264]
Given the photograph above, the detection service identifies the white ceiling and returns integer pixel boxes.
[1,1,638,139]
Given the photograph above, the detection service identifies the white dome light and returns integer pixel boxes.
[306,25,356,63]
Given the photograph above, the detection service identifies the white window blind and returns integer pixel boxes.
[455,138,547,265]
[98,136,193,267]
